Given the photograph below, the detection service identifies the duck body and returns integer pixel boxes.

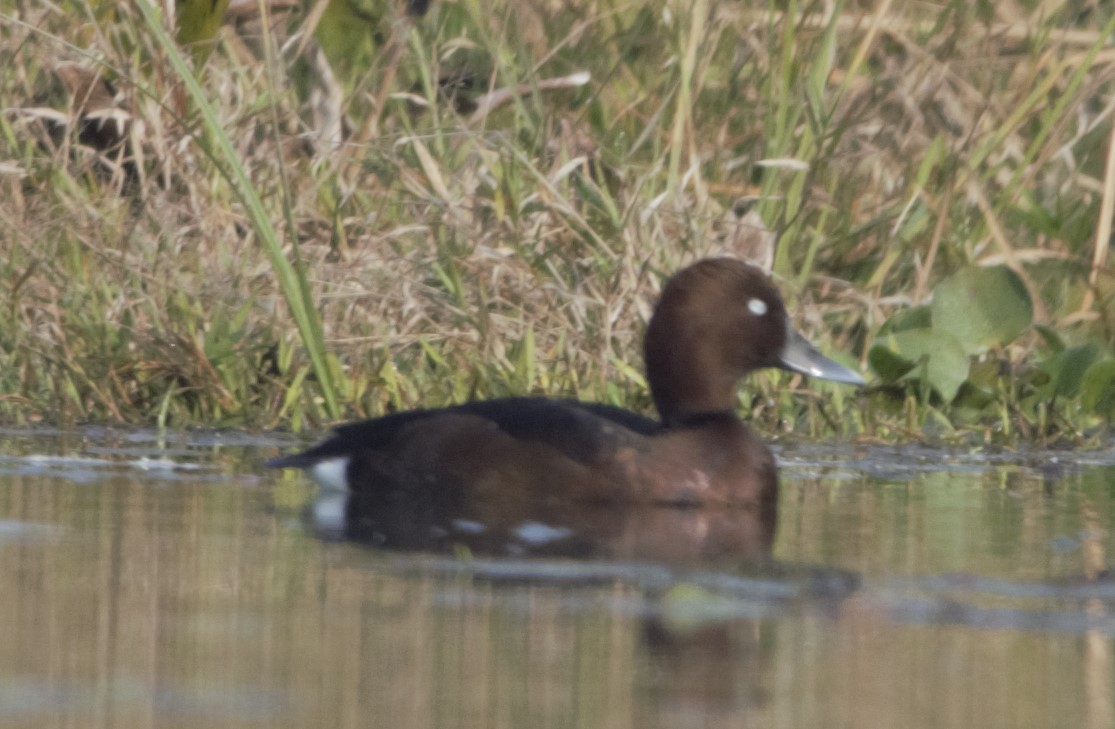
[272,397,776,507]
[268,258,863,510]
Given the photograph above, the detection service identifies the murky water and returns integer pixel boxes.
[0,428,1113,729]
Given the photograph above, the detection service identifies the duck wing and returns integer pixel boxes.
[266,397,660,469]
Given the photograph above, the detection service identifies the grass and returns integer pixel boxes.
[0,0,1112,444]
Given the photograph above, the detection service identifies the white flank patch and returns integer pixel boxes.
[451,519,487,535]
[312,492,348,532]
[309,457,351,492]
[514,521,573,546]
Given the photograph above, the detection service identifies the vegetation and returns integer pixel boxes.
[0,0,1112,444]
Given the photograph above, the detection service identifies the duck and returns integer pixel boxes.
[267,258,864,510]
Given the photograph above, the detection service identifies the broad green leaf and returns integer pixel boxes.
[317,0,387,91]
[870,328,970,402]
[176,0,230,59]
[878,305,932,336]
[966,358,1002,389]
[1081,360,1115,419]
[1037,343,1103,400]
[1033,324,1065,353]
[953,359,1001,410]
[867,344,915,382]
[931,266,1033,353]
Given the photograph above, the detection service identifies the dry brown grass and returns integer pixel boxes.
[0,0,1112,438]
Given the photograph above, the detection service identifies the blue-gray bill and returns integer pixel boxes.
[778,326,865,386]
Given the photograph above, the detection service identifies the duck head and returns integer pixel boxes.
[644,258,864,423]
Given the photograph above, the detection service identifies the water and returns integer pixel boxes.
[0,428,1113,728]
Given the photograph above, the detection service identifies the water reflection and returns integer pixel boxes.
[300,441,855,729]
[0,429,1112,728]
[313,488,779,567]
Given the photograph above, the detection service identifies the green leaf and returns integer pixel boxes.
[878,305,932,336]
[805,5,840,120]
[930,266,1033,353]
[1033,324,1065,353]
[870,328,970,402]
[1081,360,1115,419]
[176,0,230,54]
[867,344,915,382]
[915,135,948,189]
[1037,343,1103,400]
[316,0,387,90]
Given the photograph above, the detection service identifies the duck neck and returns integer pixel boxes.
[644,333,741,425]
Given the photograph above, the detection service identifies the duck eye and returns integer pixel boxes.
[747,298,768,316]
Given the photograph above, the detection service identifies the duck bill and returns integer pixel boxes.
[778,326,865,386]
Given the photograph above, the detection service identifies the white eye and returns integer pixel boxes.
[748,298,768,316]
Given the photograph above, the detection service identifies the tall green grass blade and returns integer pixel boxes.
[134,0,341,419]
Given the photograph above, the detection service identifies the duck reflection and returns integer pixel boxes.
[312,485,777,568]
[306,483,858,728]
